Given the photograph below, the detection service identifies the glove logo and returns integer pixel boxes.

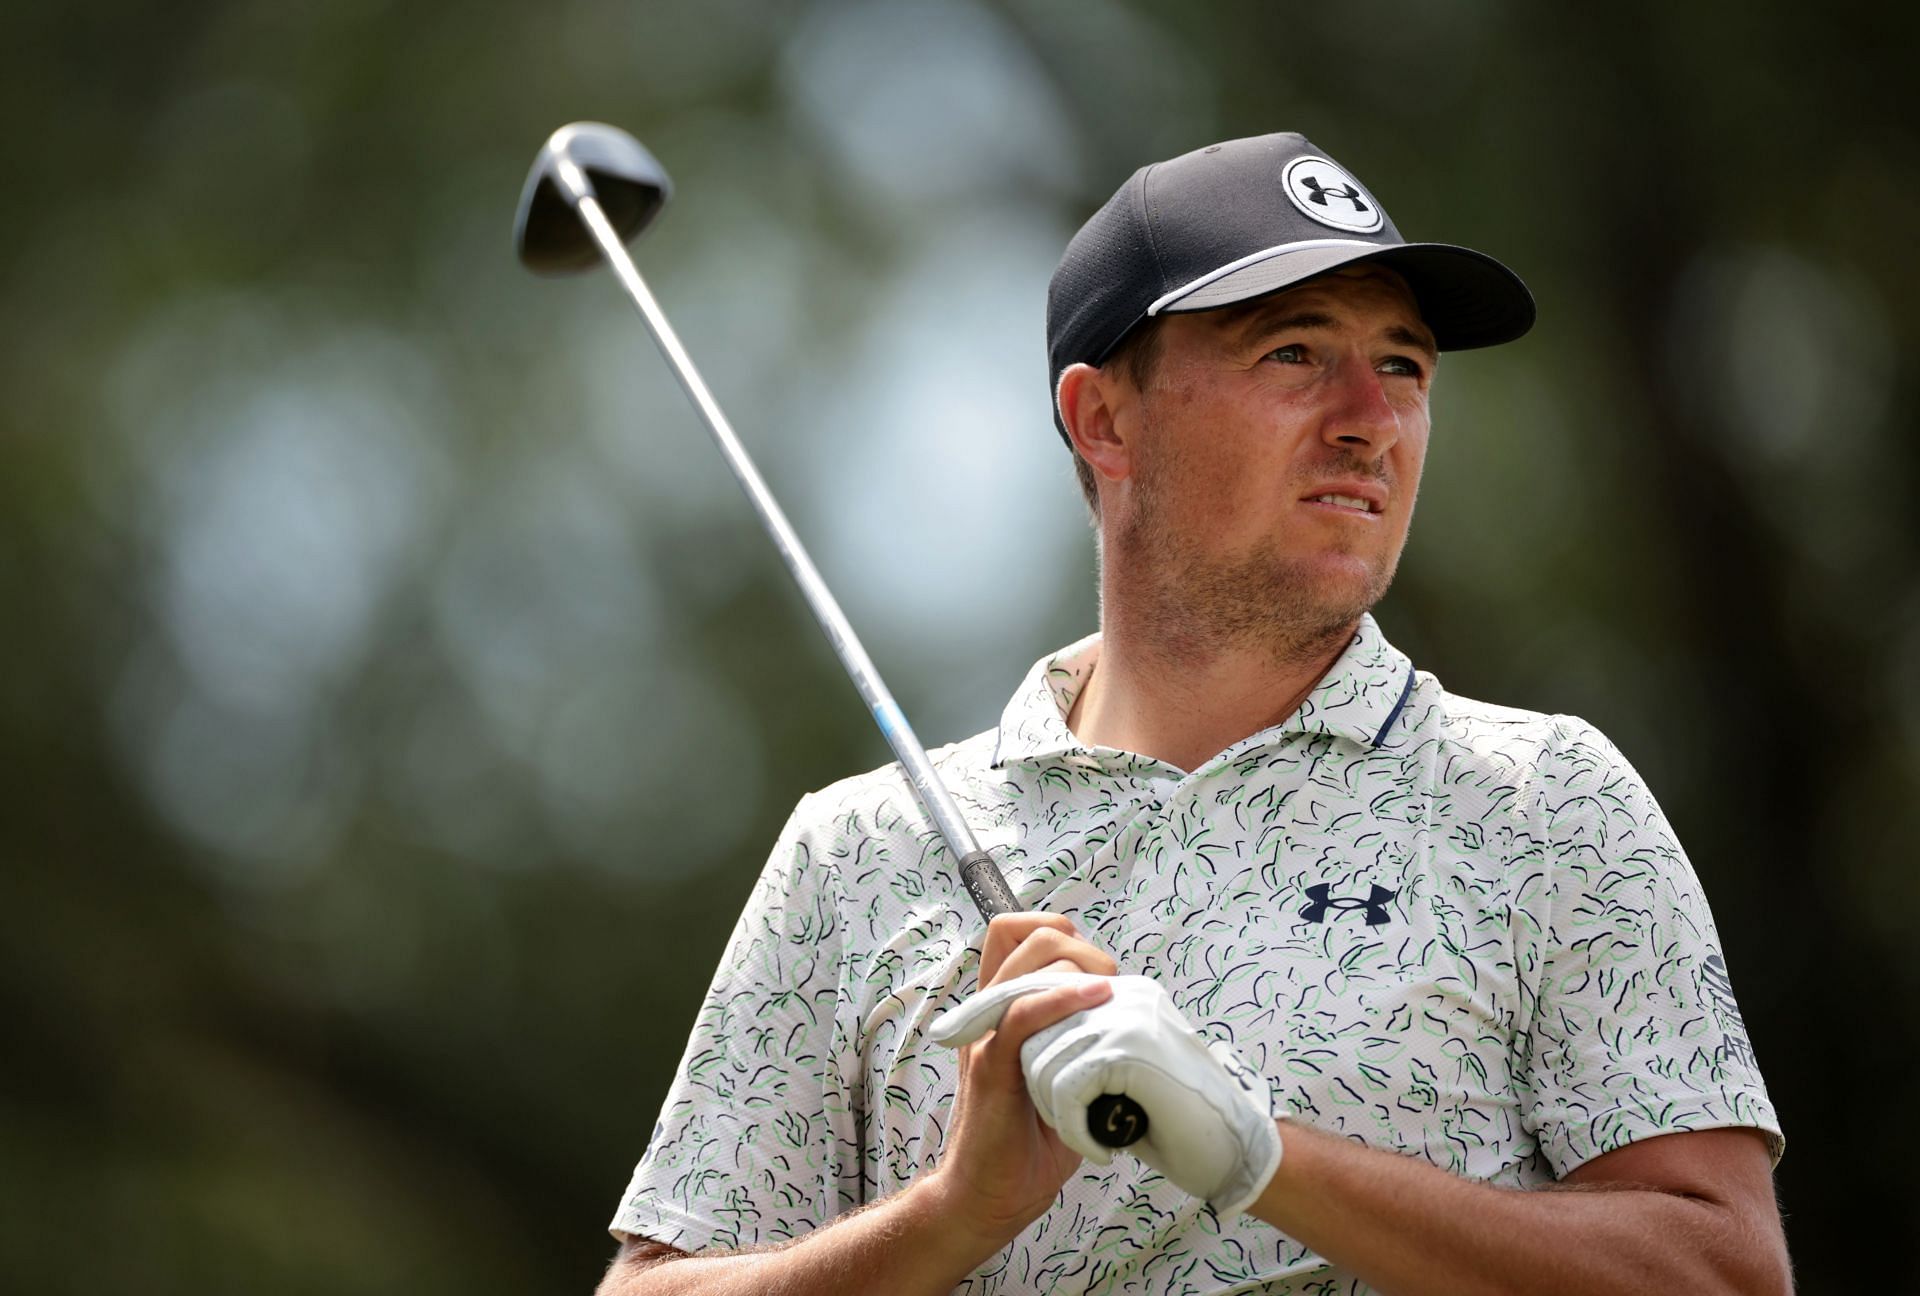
[1299,882,1398,926]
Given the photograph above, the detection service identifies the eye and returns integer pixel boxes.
[1377,354,1425,379]
[1267,343,1308,364]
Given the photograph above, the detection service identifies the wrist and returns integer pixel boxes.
[901,1169,1021,1282]
[1246,1117,1313,1227]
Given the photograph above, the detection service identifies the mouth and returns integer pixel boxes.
[1302,491,1383,516]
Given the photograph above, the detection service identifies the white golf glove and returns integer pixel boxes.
[928,972,1283,1219]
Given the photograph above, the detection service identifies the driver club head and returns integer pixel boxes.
[514,122,673,274]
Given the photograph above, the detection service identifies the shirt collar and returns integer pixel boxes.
[992,613,1417,769]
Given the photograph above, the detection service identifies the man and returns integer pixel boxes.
[596,133,1789,1294]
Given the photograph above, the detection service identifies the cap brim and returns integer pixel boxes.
[1151,239,1535,352]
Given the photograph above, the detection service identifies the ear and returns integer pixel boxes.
[1057,362,1133,488]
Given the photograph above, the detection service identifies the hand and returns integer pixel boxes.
[922,913,1119,1254]
[930,972,1284,1219]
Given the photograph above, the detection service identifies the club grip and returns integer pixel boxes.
[956,852,1145,1149]
[957,850,1019,919]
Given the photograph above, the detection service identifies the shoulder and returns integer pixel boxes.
[779,726,1004,851]
[760,728,1005,945]
[1402,673,1618,772]
[730,732,1002,952]
[1397,675,1655,822]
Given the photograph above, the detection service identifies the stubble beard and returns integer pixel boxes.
[1111,429,1403,672]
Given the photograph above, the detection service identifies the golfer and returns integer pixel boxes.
[594,133,1789,1295]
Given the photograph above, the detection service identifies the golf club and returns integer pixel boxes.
[514,121,1146,1150]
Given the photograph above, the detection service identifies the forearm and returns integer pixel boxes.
[601,1174,1001,1296]
[1252,1120,1785,1296]
[604,934,1122,1296]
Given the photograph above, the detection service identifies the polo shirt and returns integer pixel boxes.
[610,614,1781,1294]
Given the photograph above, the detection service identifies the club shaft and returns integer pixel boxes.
[568,188,1019,921]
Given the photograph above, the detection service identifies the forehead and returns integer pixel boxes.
[1192,264,1431,345]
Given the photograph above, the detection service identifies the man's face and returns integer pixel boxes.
[1107,266,1436,661]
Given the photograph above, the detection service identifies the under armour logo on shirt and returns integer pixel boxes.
[1300,883,1398,926]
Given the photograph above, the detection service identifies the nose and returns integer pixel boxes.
[1319,354,1401,460]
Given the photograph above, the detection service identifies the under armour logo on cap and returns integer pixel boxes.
[1300,883,1398,926]
[1283,156,1384,234]
[1297,176,1368,213]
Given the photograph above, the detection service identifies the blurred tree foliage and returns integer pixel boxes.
[2,1,1913,1291]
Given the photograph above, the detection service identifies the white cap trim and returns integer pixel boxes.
[1147,238,1379,316]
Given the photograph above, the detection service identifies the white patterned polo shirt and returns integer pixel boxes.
[611,614,1781,1294]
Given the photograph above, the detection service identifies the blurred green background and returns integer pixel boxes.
[3,1,1911,1291]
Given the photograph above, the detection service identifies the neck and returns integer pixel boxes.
[1067,601,1359,774]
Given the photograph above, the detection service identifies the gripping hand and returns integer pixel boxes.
[929,972,1283,1218]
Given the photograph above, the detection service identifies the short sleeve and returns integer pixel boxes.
[608,795,856,1252]
[1514,718,1783,1176]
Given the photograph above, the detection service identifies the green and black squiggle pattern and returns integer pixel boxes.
[612,616,1781,1294]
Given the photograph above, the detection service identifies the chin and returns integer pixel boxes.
[1292,548,1391,595]
[1268,552,1397,629]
